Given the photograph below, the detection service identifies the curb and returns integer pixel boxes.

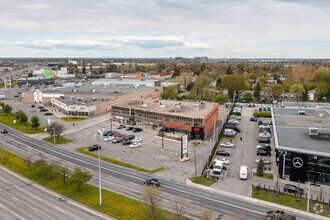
[186,179,328,220]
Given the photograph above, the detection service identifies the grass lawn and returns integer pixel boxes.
[189,176,217,187]
[0,112,44,134]
[252,186,330,216]
[253,172,274,180]
[222,137,236,140]
[0,150,191,220]
[61,117,87,122]
[42,136,73,144]
[75,147,165,173]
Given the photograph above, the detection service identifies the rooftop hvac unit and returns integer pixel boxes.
[92,89,96,93]
[174,102,181,108]
[142,101,148,107]
[160,102,166,107]
[298,110,305,115]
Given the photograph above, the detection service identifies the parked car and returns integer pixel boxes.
[216,150,230,156]
[122,139,132,145]
[259,132,271,138]
[255,158,271,165]
[284,184,304,195]
[250,117,258,122]
[217,158,230,165]
[126,127,134,131]
[129,142,141,148]
[258,120,263,125]
[0,129,8,134]
[132,138,142,143]
[144,179,160,187]
[223,132,235,137]
[257,145,271,151]
[108,131,119,136]
[220,142,234,148]
[257,149,271,156]
[258,138,270,144]
[37,106,45,109]
[31,105,35,108]
[265,210,287,220]
[88,144,101,151]
[39,109,48,112]
[112,137,124,143]
[98,128,106,135]
[116,124,126,129]
[104,136,115,142]
[114,134,124,138]
[123,135,135,140]
[44,112,53,115]
[133,127,143,132]
[225,125,241,132]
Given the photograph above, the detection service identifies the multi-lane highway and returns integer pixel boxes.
[0,167,108,220]
[0,124,319,220]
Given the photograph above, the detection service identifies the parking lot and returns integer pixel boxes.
[211,106,276,196]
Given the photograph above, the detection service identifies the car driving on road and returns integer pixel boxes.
[144,179,160,187]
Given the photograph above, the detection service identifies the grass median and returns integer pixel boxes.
[253,172,274,180]
[0,112,44,134]
[189,176,217,187]
[252,186,330,216]
[75,147,165,173]
[42,136,73,144]
[61,117,87,122]
[0,149,190,220]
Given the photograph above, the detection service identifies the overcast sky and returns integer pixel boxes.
[0,0,329,58]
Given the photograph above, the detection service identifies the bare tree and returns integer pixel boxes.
[275,175,279,193]
[46,122,66,142]
[296,180,301,197]
[141,185,163,220]
[22,155,33,170]
[200,205,213,220]
[319,186,323,201]
[170,197,190,220]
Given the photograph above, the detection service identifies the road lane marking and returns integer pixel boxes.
[0,176,8,182]
[14,185,23,190]
[33,195,42,201]
[0,203,26,220]
[55,206,65,212]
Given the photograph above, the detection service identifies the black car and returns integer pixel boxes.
[258,138,270,144]
[122,139,132,145]
[258,120,263,125]
[216,150,230,156]
[14,95,19,98]
[123,135,135,140]
[225,125,241,132]
[88,144,101,151]
[108,131,119,136]
[112,137,124,143]
[257,149,271,156]
[31,105,35,108]
[144,179,161,187]
[258,145,271,152]
[284,184,304,195]
[126,127,134,131]
[0,129,8,134]
[44,112,53,116]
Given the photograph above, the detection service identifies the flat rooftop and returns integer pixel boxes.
[273,107,330,157]
[39,84,154,97]
[53,96,115,107]
[114,100,217,119]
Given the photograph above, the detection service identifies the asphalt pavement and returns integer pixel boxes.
[0,123,322,220]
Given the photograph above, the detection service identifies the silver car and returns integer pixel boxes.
[220,142,234,148]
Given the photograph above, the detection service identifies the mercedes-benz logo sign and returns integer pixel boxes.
[293,157,303,168]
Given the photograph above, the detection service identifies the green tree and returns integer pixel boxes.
[290,84,305,101]
[82,65,86,74]
[306,83,316,91]
[186,82,194,91]
[253,83,261,101]
[31,115,40,130]
[216,77,221,88]
[225,64,233,75]
[16,111,28,124]
[70,167,92,191]
[3,104,12,115]
[315,83,328,98]
[243,93,252,100]
[200,205,213,220]
[162,86,178,99]
[57,166,72,185]
[96,67,105,74]
[194,76,212,96]
[220,75,248,97]
[257,159,264,176]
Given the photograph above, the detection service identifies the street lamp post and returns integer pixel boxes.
[110,117,113,132]
[216,127,219,139]
[52,127,56,144]
[306,183,311,212]
[161,122,164,151]
[94,134,102,206]
[0,132,2,160]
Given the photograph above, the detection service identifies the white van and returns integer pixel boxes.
[239,166,248,180]
[213,160,224,175]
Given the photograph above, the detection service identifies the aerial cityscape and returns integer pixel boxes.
[0,0,329,220]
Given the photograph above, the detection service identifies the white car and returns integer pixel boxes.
[132,138,142,143]
[255,158,271,165]
[220,142,234,148]
[218,158,230,165]
[98,128,106,135]
[129,143,141,148]
[104,136,115,142]
[259,132,271,138]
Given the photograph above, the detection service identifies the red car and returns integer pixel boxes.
[115,134,124,138]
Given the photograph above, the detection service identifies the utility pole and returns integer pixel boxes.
[193,144,197,177]
[161,122,164,151]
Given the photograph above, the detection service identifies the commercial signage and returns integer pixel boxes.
[181,135,188,159]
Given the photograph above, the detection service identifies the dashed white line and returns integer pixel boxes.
[0,176,8,182]
[14,185,23,190]
[0,203,26,220]
[33,195,42,201]
[55,206,65,212]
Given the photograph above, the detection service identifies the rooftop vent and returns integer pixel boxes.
[174,102,181,108]
[298,110,305,115]
[160,102,166,107]
[142,101,148,107]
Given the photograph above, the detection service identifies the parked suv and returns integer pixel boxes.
[112,137,124,143]
[257,149,271,156]
[258,138,270,144]
[133,127,143,132]
[225,125,241,132]
[284,184,304,195]
[88,144,101,151]
[116,124,126,129]
[122,139,132,145]
[123,135,135,140]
